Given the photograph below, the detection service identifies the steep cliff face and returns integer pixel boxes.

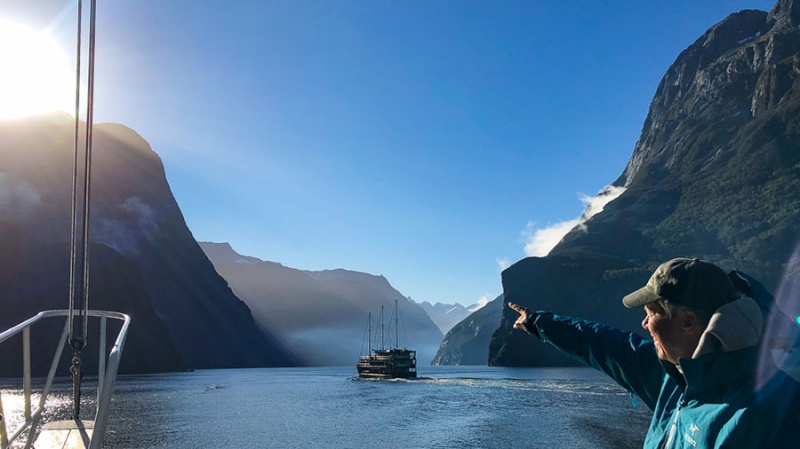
[0,116,297,375]
[621,3,800,186]
[200,242,444,366]
[489,0,800,366]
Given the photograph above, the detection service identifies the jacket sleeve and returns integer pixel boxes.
[529,312,665,410]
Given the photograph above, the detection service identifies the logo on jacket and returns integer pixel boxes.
[684,423,701,447]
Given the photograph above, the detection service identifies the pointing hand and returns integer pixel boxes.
[508,302,533,331]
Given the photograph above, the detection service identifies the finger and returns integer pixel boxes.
[509,302,530,315]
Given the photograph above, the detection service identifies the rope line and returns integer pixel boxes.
[68,0,84,352]
[67,0,99,420]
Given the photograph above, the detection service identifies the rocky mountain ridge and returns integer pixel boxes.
[436,0,800,366]
[200,242,444,366]
[491,0,800,367]
[0,116,297,375]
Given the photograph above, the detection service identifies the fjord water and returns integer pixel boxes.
[94,366,651,449]
[0,366,649,448]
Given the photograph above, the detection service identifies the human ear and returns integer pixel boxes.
[680,310,702,334]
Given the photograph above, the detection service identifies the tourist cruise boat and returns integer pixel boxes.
[356,300,417,379]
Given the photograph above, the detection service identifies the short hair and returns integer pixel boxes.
[656,298,713,327]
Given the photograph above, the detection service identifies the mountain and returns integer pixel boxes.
[416,301,472,334]
[0,115,298,375]
[439,0,800,367]
[491,0,800,366]
[200,242,445,366]
[431,295,503,365]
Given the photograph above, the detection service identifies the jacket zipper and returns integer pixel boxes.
[664,395,686,449]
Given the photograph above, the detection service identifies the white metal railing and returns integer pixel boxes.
[0,310,130,449]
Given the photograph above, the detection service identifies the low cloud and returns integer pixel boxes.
[578,185,627,221]
[496,257,510,271]
[522,218,581,257]
[469,295,493,312]
[120,196,158,238]
[0,172,42,220]
[93,196,159,255]
[522,185,626,257]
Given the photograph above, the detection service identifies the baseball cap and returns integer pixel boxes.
[622,258,740,311]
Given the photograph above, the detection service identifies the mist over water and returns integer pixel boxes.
[90,366,650,449]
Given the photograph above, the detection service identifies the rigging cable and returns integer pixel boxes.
[67,0,98,420]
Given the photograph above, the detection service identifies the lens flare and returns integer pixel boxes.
[757,242,800,388]
[0,19,73,119]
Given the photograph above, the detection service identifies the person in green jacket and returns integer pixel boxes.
[509,257,800,448]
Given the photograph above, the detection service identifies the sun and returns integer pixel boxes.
[0,19,74,120]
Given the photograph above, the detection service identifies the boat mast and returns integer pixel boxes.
[380,305,385,350]
[394,299,399,348]
[367,312,372,353]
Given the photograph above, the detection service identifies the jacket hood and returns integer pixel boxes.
[693,295,764,358]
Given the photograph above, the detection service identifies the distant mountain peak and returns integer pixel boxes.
[198,242,280,266]
[200,246,445,365]
[309,268,387,281]
[415,300,472,334]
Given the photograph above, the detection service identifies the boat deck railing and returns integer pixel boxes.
[0,310,130,449]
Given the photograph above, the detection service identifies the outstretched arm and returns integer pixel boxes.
[507,302,664,410]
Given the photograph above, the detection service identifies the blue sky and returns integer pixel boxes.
[5,0,778,307]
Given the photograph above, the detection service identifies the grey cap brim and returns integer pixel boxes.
[622,286,660,308]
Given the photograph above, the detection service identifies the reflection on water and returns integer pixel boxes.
[2,367,652,449]
[0,379,99,448]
